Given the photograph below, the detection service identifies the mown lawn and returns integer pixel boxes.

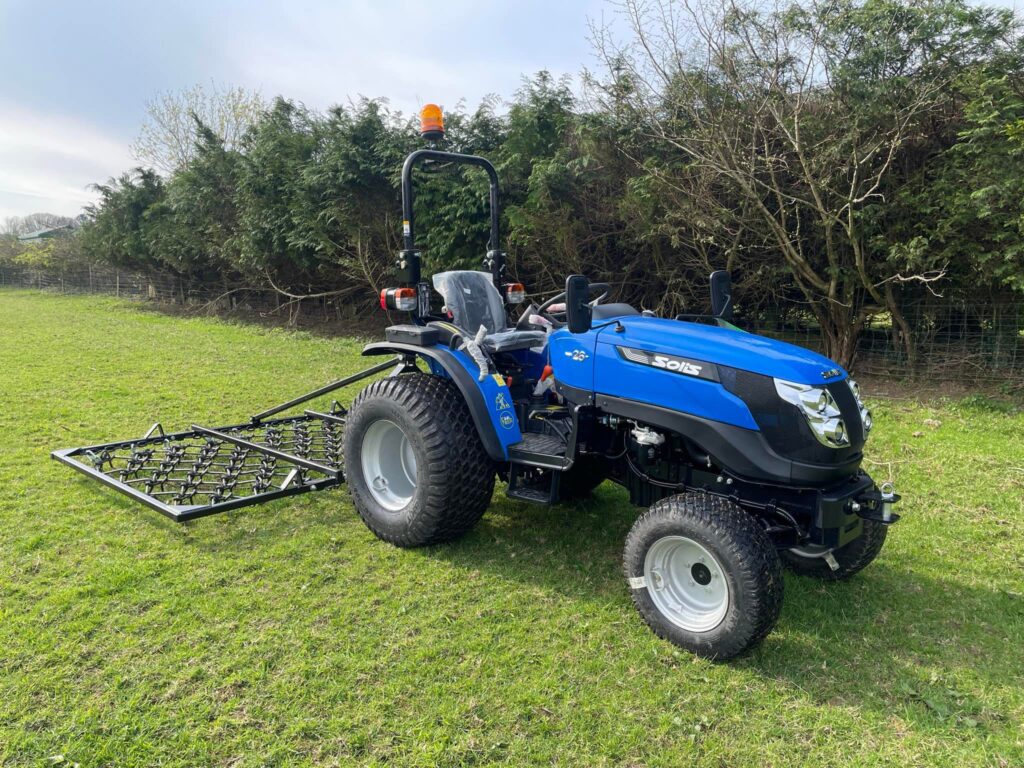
[1,290,1021,767]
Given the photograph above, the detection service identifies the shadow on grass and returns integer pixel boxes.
[105,484,357,544]
[112,475,1017,727]
[423,483,1019,724]
[130,298,386,342]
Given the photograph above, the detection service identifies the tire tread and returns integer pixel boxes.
[623,492,783,659]
[345,373,495,547]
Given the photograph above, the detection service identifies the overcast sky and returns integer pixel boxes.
[0,0,606,222]
[2,0,1020,223]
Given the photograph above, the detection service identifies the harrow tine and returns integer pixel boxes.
[51,359,398,521]
[142,423,165,439]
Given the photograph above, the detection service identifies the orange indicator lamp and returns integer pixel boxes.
[420,103,445,140]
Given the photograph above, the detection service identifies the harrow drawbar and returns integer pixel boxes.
[52,358,397,522]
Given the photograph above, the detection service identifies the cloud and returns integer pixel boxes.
[220,0,592,115]
[0,0,606,220]
[0,103,133,221]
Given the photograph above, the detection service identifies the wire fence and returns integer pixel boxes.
[754,301,1023,387]
[2,264,1021,388]
[0,264,369,327]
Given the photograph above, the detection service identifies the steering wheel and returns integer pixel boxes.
[535,282,611,324]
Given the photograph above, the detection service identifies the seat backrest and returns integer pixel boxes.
[431,271,508,335]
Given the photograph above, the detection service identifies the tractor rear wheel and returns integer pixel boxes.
[623,492,783,660]
[344,373,495,547]
[781,519,888,580]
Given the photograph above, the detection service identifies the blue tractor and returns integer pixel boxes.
[346,129,900,658]
[54,110,900,659]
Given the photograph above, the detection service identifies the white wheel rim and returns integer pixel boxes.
[644,535,730,632]
[360,419,417,511]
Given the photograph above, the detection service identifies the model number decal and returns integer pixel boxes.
[616,346,719,382]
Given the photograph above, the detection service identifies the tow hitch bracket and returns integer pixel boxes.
[851,483,901,525]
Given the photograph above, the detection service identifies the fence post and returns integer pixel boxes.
[116,271,120,297]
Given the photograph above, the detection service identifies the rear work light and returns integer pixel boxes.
[380,287,417,312]
[505,283,526,304]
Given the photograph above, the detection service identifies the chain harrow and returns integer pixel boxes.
[53,357,397,522]
[64,414,346,515]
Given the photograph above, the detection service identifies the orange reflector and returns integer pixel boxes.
[505,282,526,304]
[420,103,444,140]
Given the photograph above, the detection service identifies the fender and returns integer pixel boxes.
[362,341,521,461]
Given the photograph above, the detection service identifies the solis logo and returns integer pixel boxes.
[652,355,703,376]
[616,346,718,381]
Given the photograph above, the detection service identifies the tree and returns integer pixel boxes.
[498,74,633,303]
[297,99,411,304]
[131,82,265,175]
[79,169,168,272]
[889,64,1024,296]
[234,99,321,283]
[2,212,75,236]
[145,119,244,281]
[593,0,1018,366]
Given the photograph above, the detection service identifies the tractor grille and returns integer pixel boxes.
[719,367,864,465]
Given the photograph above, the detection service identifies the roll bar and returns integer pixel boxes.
[398,149,505,292]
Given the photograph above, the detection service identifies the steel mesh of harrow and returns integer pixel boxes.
[75,417,344,508]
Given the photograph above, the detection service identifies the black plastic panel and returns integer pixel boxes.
[385,324,440,346]
[719,367,864,465]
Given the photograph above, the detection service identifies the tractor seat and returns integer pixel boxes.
[431,270,547,352]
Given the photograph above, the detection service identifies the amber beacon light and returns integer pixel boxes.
[420,103,445,140]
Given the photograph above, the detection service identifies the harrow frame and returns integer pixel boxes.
[51,358,397,522]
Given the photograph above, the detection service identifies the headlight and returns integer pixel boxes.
[774,378,850,448]
[847,378,872,434]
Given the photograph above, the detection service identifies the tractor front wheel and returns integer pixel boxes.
[344,373,495,547]
[623,492,783,660]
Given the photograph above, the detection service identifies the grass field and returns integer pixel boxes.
[1,290,1022,768]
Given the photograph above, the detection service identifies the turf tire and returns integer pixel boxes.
[344,373,495,547]
[623,492,783,660]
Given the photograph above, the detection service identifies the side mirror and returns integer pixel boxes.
[565,274,592,334]
[710,270,733,321]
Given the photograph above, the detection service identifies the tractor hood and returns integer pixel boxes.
[596,315,846,385]
[548,313,866,484]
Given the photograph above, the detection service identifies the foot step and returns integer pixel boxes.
[506,462,562,505]
[508,432,570,470]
